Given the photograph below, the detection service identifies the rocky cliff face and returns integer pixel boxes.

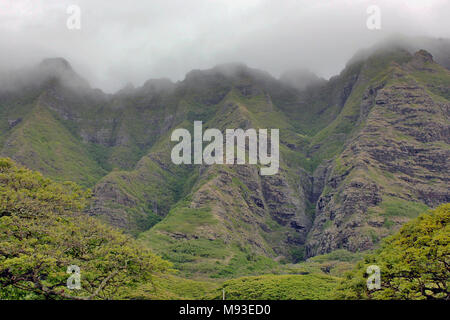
[96,73,316,270]
[306,50,450,257]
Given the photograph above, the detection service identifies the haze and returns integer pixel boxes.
[1,0,449,92]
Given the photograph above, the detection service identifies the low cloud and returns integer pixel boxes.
[1,0,449,92]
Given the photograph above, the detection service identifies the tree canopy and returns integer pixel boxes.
[0,158,171,299]
[339,203,449,300]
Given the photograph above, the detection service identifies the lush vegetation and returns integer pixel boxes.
[128,275,221,299]
[0,158,448,300]
[0,158,170,299]
[339,204,449,300]
[1,105,107,187]
[215,274,340,300]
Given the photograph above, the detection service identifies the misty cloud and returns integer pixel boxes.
[1,0,449,92]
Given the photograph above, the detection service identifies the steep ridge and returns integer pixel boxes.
[137,87,314,276]
[306,50,450,257]
[1,99,107,186]
[91,67,316,275]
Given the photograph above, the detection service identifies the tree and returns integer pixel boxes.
[0,158,171,299]
[338,203,449,300]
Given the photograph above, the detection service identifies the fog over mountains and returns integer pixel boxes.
[1,0,450,92]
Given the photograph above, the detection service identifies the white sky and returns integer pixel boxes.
[1,0,449,92]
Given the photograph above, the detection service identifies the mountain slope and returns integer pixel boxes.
[1,96,107,186]
[95,71,315,276]
[306,50,450,257]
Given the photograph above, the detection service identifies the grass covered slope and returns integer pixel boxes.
[136,78,315,278]
[127,274,221,300]
[1,101,107,187]
[215,274,340,300]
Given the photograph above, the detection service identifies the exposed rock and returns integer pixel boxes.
[8,118,22,129]
[306,55,450,257]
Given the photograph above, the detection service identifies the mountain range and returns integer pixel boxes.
[1,37,449,279]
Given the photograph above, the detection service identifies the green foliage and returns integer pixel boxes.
[0,158,171,299]
[280,249,365,279]
[152,206,217,235]
[410,61,450,101]
[308,249,365,264]
[129,274,221,299]
[338,204,449,300]
[93,153,196,235]
[290,247,306,263]
[322,220,333,230]
[212,250,280,278]
[379,197,429,218]
[215,274,340,300]
[1,106,107,187]
[141,229,281,279]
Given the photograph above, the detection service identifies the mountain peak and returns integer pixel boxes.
[142,78,174,92]
[279,68,325,90]
[39,58,73,72]
[37,57,89,89]
[414,49,434,62]
[184,62,273,83]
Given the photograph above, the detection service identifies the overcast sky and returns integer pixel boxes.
[1,0,449,92]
